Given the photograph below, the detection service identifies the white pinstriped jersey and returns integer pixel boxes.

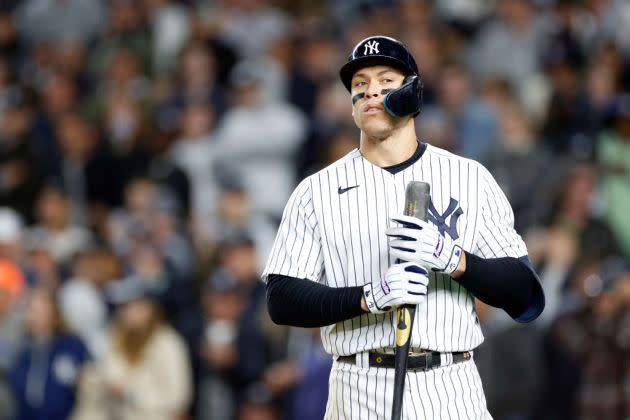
[263,143,527,357]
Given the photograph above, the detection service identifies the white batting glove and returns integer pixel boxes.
[362,262,429,314]
[386,214,463,276]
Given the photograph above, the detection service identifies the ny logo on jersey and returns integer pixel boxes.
[428,198,463,240]
[363,40,379,55]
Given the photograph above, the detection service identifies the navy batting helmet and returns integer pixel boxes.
[340,35,423,117]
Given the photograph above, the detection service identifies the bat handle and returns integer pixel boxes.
[392,181,430,419]
[392,304,416,420]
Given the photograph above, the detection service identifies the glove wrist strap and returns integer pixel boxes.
[363,283,380,313]
[443,245,463,276]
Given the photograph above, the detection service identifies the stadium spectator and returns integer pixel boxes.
[169,101,221,235]
[144,0,191,75]
[0,259,25,420]
[215,60,307,220]
[486,102,555,231]
[74,277,192,420]
[58,250,120,359]
[157,41,229,133]
[0,207,24,264]
[9,287,90,420]
[431,63,499,162]
[0,87,43,222]
[27,183,93,267]
[53,112,118,226]
[598,94,630,255]
[15,0,105,45]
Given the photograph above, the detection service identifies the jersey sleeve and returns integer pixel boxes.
[473,165,528,258]
[262,177,324,283]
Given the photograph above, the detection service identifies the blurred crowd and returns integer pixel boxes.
[0,0,628,419]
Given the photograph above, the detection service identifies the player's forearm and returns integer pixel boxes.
[266,274,366,327]
[455,252,544,323]
[451,251,467,278]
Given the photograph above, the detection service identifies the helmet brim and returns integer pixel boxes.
[339,55,416,91]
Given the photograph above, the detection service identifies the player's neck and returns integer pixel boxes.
[359,121,418,168]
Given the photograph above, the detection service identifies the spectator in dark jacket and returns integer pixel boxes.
[9,287,89,420]
[0,87,43,222]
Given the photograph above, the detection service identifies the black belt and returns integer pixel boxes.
[337,350,471,371]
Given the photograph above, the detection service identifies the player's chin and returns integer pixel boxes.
[361,118,395,138]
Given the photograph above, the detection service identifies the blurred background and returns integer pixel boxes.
[0,0,628,419]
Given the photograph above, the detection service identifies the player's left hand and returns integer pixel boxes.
[386,214,463,276]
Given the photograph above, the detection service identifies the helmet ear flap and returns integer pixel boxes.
[383,75,423,118]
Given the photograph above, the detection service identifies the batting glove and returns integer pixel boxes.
[386,214,463,276]
[363,262,429,314]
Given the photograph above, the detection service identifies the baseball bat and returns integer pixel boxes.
[391,181,430,420]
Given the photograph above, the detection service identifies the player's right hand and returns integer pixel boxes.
[362,262,428,314]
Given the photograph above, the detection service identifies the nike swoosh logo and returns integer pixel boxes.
[338,185,360,194]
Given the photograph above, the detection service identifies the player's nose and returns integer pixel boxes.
[365,80,380,98]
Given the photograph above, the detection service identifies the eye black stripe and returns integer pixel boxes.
[352,93,365,104]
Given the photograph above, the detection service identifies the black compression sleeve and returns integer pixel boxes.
[456,252,544,322]
[265,274,366,328]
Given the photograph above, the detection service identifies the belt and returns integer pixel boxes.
[337,350,471,371]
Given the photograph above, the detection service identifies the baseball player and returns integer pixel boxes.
[263,36,544,419]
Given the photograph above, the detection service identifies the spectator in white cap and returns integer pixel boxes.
[0,207,23,263]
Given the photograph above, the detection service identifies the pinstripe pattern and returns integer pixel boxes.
[263,143,526,418]
[324,358,492,419]
[264,144,523,354]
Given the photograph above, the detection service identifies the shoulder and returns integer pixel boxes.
[424,143,498,185]
[424,143,485,169]
[151,326,187,353]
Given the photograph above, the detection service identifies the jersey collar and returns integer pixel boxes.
[383,141,427,175]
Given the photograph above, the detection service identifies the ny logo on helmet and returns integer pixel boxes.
[363,40,379,55]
